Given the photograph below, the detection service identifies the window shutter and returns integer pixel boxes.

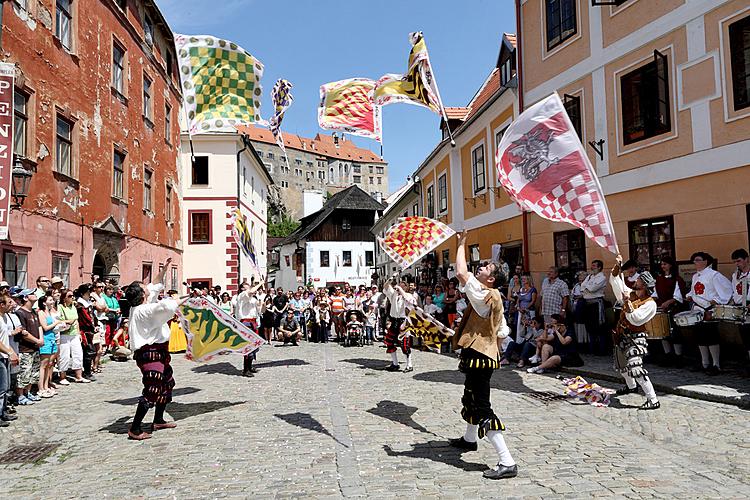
[653,49,671,130]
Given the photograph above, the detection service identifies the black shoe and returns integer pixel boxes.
[385,364,400,372]
[639,399,661,410]
[1,414,18,422]
[483,463,518,480]
[449,437,478,451]
[705,365,720,376]
[241,371,254,377]
[690,364,706,373]
[249,367,259,374]
[5,406,16,415]
[85,374,98,381]
[403,366,414,373]
[615,386,638,396]
[0,420,9,428]
[673,355,685,368]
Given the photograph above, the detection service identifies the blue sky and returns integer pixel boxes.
[159,0,516,193]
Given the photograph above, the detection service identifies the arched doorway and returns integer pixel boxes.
[92,244,120,284]
[92,254,106,280]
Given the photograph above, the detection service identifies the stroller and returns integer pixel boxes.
[343,309,366,347]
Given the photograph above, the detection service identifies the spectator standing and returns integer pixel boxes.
[102,283,121,348]
[15,290,43,405]
[75,284,99,379]
[37,295,64,397]
[219,293,233,314]
[0,294,20,424]
[31,277,51,311]
[539,267,570,325]
[581,260,607,355]
[443,281,459,329]
[571,271,588,349]
[514,274,537,341]
[57,289,87,384]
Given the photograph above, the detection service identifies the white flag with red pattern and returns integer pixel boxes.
[495,93,619,255]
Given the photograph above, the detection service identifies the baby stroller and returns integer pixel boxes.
[343,309,366,347]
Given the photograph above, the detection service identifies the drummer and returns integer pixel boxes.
[653,256,688,367]
[684,252,733,376]
[730,249,750,376]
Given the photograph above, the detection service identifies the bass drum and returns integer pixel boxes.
[644,313,670,339]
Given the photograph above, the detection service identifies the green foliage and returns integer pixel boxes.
[268,215,300,238]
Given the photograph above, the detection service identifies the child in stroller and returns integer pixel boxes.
[343,309,366,347]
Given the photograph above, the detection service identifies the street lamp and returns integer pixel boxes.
[11,157,34,208]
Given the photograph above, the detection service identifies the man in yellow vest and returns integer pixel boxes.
[450,230,517,480]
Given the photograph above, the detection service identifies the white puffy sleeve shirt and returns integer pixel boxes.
[129,284,178,351]
[686,268,733,308]
[610,272,656,326]
[459,274,510,338]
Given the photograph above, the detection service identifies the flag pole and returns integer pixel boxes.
[422,34,455,147]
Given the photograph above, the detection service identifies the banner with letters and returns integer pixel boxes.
[0,63,15,240]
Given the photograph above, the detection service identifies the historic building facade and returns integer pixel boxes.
[1,0,183,288]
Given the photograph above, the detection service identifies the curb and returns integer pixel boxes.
[559,366,750,410]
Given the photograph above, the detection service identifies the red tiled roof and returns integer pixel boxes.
[504,33,517,48]
[465,68,501,121]
[236,125,386,164]
[445,107,470,120]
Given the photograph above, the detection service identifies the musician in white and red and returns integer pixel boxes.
[730,248,750,376]
[684,252,733,375]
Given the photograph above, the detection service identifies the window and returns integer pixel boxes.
[170,266,178,291]
[376,166,384,174]
[369,176,374,184]
[546,0,577,51]
[164,103,172,143]
[353,175,362,183]
[142,262,153,282]
[342,251,352,267]
[621,50,671,145]
[628,217,675,274]
[143,167,152,211]
[377,178,382,185]
[365,251,374,267]
[144,14,154,47]
[191,156,209,185]
[342,217,351,231]
[500,57,514,86]
[165,184,173,221]
[495,126,507,150]
[56,115,73,176]
[412,202,419,216]
[471,144,486,193]
[56,0,73,50]
[189,211,211,244]
[306,161,313,168]
[143,74,153,122]
[318,170,325,180]
[438,173,448,213]
[320,250,330,267]
[563,94,582,140]
[426,184,435,219]
[729,15,750,111]
[368,166,374,174]
[52,255,70,288]
[257,151,263,157]
[554,229,586,285]
[295,158,302,166]
[13,90,28,158]
[112,149,125,198]
[353,165,361,174]
[3,250,28,287]
[267,152,275,159]
[280,180,288,188]
[112,41,125,94]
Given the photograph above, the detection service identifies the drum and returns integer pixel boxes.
[674,310,703,327]
[713,305,746,322]
[644,313,670,339]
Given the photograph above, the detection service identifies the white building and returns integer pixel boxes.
[179,131,273,293]
[274,186,384,290]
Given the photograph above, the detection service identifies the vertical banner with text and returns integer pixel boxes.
[0,63,15,240]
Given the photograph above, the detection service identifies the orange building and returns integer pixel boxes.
[516,0,750,281]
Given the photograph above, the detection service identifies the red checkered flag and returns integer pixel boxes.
[495,93,619,255]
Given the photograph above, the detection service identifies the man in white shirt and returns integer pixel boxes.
[684,252,733,375]
[581,259,607,355]
[0,295,20,425]
[124,257,186,441]
[610,256,660,410]
[450,230,517,480]
[730,248,750,376]
[383,277,417,372]
[235,279,264,377]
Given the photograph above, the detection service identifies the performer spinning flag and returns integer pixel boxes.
[495,93,619,255]
[175,34,264,134]
[378,216,455,270]
[318,78,382,142]
[269,79,294,158]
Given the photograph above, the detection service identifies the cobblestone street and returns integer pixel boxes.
[2,342,749,499]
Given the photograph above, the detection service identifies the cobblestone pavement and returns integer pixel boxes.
[2,342,749,499]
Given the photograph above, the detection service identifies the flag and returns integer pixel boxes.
[269,79,293,155]
[405,304,454,348]
[175,34,264,134]
[495,93,619,254]
[231,208,259,272]
[373,32,445,115]
[318,78,382,142]
[179,297,265,362]
[378,216,455,270]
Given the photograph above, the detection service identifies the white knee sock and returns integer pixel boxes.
[698,345,710,367]
[406,354,412,369]
[708,344,721,368]
[390,352,399,365]
[486,430,515,466]
[622,372,637,389]
[674,343,683,356]
[661,340,672,354]
[636,376,657,402]
[463,423,478,443]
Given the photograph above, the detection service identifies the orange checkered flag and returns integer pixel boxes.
[378,216,455,270]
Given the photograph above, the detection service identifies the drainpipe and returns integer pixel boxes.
[515,0,530,271]
[236,134,249,289]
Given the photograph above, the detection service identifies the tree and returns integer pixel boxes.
[268,215,299,238]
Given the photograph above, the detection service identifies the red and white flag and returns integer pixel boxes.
[495,93,619,254]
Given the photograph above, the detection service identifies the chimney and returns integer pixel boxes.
[303,189,325,217]
[333,132,340,148]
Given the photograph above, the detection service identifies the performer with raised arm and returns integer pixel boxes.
[124,257,189,440]
[610,255,660,410]
[450,230,517,480]
[383,275,417,372]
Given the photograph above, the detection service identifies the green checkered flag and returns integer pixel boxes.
[175,34,264,133]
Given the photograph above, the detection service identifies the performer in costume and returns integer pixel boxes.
[383,276,417,372]
[236,279,265,377]
[450,230,517,480]
[610,255,660,410]
[124,258,187,440]
[730,249,750,376]
[653,256,687,367]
